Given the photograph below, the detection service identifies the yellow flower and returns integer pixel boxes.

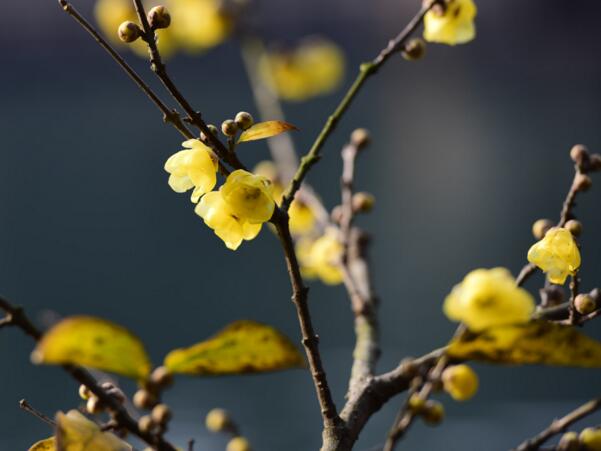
[527,227,581,285]
[423,0,477,46]
[195,191,262,250]
[56,409,131,451]
[580,427,601,451]
[166,0,230,52]
[443,268,535,331]
[297,230,343,285]
[259,38,345,102]
[164,139,218,203]
[441,364,479,401]
[220,170,275,223]
[94,0,176,57]
[253,161,317,235]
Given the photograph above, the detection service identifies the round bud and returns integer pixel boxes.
[570,144,589,167]
[532,219,554,240]
[78,384,91,400]
[442,364,479,401]
[575,293,596,315]
[407,393,425,413]
[221,119,238,137]
[138,415,156,434]
[133,389,157,410]
[150,366,173,389]
[226,437,252,451]
[580,427,601,450]
[564,219,582,237]
[205,408,232,432]
[402,38,426,61]
[101,382,126,404]
[350,128,370,149]
[330,205,344,224]
[148,6,171,29]
[590,153,601,172]
[557,431,580,451]
[86,396,104,415]
[421,400,444,425]
[573,173,592,192]
[234,112,254,130]
[151,404,172,425]
[118,21,141,43]
[398,358,419,379]
[352,192,375,213]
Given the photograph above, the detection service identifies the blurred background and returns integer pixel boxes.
[1,0,601,449]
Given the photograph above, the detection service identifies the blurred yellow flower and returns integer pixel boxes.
[423,0,477,46]
[297,230,343,285]
[254,161,317,235]
[164,139,218,203]
[95,0,176,57]
[527,227,581,285]
[166,0,230,52]
[441,364,479,401]
[195,191,262,250]
[443,268,535,331]
[580,427,601,451]
[259,38,345,102]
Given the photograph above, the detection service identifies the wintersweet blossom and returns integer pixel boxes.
[164,139,218,203]
[297,230,343,285]
[527,227,581,284]
[166,0,230,52]
[195,170,274,250]
[443,268,535,331]
[423,0,477,46]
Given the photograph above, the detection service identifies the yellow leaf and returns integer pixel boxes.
[164,320,305,375]
[238,121,298,143]
[448,320,601,367]
[31,316,151,380]
[29,438,55,451]
[56,410,132,451]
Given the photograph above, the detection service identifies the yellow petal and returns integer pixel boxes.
[56,410,132,451]
[29,438,55,451]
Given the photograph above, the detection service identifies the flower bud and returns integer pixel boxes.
[402,38,426,61]
[532,219,553,240]
[442,364,479,401]
[78,384,91,400]
[150,366,173,389]
[221,119,238,137]
[557,431,580,451]
[86,396,104,414]
[226,437,252,451]
[352,192,375,213]
[590,153,601,172]
[570,144,589,167]
[205,408,232,432]
[148,6,171,29]
[564,219,582,237]
[235,112,254,130]
[133,389,157,410]
[350,128,370,149]
[101,382,126,404]
[151,403,172,425]
[407,393,425,413]
[138,415,156,434]
[575,293,596,315]
[330,205,343,224]
[573,173,592,192]
[421,400,444,425]
[580,427,601,450]
[118,21,141,43]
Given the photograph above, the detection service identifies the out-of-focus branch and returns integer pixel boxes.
[513,397,601,451]
[0,296,178,451]
[280,0,439,211]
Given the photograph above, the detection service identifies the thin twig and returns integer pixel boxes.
[20,399,56,427]
[280,0,438,211]
[513,397,601,451]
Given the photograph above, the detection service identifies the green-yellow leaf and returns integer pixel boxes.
[238,121,298,143]
[31,316,151,380]
[29,438,55,451]
[56,410,132,451]
[164,320,305,375]
[448,320,601,367]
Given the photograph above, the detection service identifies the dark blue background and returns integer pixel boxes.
[1,0,601,449]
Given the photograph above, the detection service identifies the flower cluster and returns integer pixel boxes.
[423,0,477,46]
[95,0,230,57]
[165,141,275,250]
[443,267,535,331]
[527,227,581,285]
[258,37,345,102]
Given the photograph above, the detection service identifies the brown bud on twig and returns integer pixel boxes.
[118,21,141,43]
[421,400,444,425]
[101,382,126,404]
[557,431,580,451]
[205,408,232,432]
[151,404,172,426]
[138,415,156,434]
[226,437,252,451]
[330,205,344,224]
[575,293,596,315]
[564,219,582,237]
[86,396,104,415]
[133,389,157,410]
[78,384,91,400]
[402,38,426,61]
[532,219,553,240]
[234,112,254,130]
[570,144,589,168]
[221,119,238,137]
[352,192,375,213]
[148,6,171,30]
[350,128,370,149]
[573,173,592,192]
